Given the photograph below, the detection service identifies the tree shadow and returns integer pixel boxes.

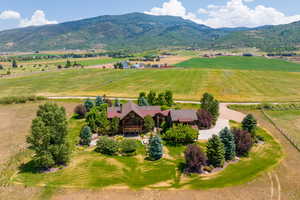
[177,162,186,173]
[19,160,43,174]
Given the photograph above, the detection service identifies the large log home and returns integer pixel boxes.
[107,101,199,134]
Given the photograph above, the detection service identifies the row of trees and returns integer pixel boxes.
[184,114,257,174]
[138,90,174,107]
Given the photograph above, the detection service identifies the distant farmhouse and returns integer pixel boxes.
[107,101,198,134]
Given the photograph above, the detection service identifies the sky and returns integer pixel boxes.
[0,0,300,31]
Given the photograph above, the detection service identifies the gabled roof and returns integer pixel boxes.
[120,101,144,119]
[170,110,198,122]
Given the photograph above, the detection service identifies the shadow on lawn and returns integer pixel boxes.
[19,160,45,174]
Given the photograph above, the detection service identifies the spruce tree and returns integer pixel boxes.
[206,135,225,167]
[219,127,236,161]
[242,114,257,138]
[84,98,94,111]
[12,59,17,68]
[95,96,104,106]
[114,98,121,107]
[148,135,163,160]
[80,125,92,145]
[138,96,149,106]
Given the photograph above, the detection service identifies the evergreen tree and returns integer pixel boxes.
[27,103,70,169]
[80,125,92,146]
[165,90,174,107]
[65,60,72,68]
[84,98,94,111]
[242,114,257,138]
[200,93,219,124]
[12,59,17,68]
[138,96,149,106]
[114,98,121,107]
[184,144,207,174]
[148,135,163,160]
[144,115,155,132]
[206,135,225,167]
[147,90,157,105]
[0,64,4,70]
[157,92,167,105]
[219,127,236,161]
[95,96,104,106]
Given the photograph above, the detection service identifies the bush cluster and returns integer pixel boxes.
[0,96,46,105]
[96,137,139,156]
[163,124,198,145]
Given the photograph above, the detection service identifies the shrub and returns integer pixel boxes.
[197,109,213,129]
[163,124,198,145]
[242,114,257,138]
[74,104,87,118]
[184,144,207,174]
[206,135,225,168]
[219,127,236,161]
[95,136,119,155]
[120,139,138,155]
[232,128,253,156]
[144,115,155,133]
[161,105,170,111]
[148,135,163,160]
[79,125,92,146]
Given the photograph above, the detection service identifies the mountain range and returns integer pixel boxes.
[0,12,299,52]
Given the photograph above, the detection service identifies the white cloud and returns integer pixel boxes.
[0,10,21,20]
[145,0,300,28]
[145,0,205,24]
[20,10,57,27]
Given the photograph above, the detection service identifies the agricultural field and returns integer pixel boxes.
[2,67,300,102]
[265,110,300,147]
[176,56,300,72]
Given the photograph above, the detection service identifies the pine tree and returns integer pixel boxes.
[95,96,104,106]
[80,125,92,145]
[148,135,163,160]
[206,135,225,167]
[84,98,94,111]
[184,144,207,174]
[138,96,149,106]
[242,114,257,138]
[219,127,236,161]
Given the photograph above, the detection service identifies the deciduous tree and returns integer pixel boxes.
[144,115,155,132]
[232,128,253,156]
[184,144,207,174]
[197,109,213,129]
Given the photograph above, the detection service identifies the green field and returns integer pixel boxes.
[266,110,300,146]
[13,119,282,190]
[176,56,300,72]
[2,68,300,102]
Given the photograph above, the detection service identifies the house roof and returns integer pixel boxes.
[170,110,198,122]
[107,101,169,119]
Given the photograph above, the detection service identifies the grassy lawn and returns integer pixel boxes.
[2,68,300,102]
[265,110,300,147]
[176,56,300,72]
[13,119,282,190]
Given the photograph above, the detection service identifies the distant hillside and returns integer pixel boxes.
[0,12,299,52]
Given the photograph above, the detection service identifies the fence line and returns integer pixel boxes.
[261,109,300,152]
